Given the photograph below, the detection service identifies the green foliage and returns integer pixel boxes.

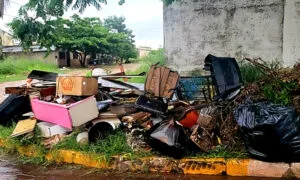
[10,11,136,66]
[0,124,15,139]
[54,15,111,66]
[25,0,107,17]
[161,0,180,5]
[0,57,58,82]
[127,49,165,83]
[239,59,296,106]
[190,145,248,159]
[53,130,133,161]
[239,63,264,85]
[104,16,135,42]
[104,16,137,62]
[262,81,297,106]
[239,60,282,85]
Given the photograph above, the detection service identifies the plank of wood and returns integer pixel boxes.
[11,118,37,137]
[154,67,161,97]
[160,67,170,97]
[163,71,179,98]
[99,112,118,119]
[145,65,155,93]
[122,112,151,123]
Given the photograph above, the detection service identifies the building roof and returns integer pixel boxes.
[137,46,152,50]
[2,45,56,53]
[0,29,13,36]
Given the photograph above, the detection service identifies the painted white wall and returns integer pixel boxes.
[164,0,299,72]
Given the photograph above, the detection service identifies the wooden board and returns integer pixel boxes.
[11,118,37,137]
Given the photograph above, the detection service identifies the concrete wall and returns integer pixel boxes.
[137,47,152,58]
[164,0,300,72]
[283,0,300,67]
[4,51,57,65]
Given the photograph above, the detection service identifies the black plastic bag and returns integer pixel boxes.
[0,94,32,124]
[234,101,300,161]
[147,119,188,158]
[150,120,179,147]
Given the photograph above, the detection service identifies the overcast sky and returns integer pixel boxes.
[0,0,163,49]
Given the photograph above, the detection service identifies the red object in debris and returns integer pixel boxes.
[179,110,199,129]
[119,63,128,82]
[26,78,33,88]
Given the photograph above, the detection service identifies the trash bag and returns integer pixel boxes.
[0,94,32,124]
[147,119,187,158]
[234,101,300,161]
[150,120,179,146]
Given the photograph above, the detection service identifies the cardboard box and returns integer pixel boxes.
[37,122,70,138]
[56,76,98,96]
[31,96,99,129]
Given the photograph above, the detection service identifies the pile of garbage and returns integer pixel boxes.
[233,58,300,161]
[1,54,299,161]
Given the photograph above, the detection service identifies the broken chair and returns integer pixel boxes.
[204,54,243,101]
[135,64,179,115]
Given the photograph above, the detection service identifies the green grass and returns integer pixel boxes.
[126,49,165,83]
[0,123,247,166]
[190,145,248,159]
[239,59,282,85]
[0,57,59,82]
[52,130,150,162]
[239,63,264,85]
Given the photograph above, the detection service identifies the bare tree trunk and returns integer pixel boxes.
[78,53,84,66]
[82,53,87,67]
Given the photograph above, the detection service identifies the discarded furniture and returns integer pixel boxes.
[176,76,214,101]
[204,54,242,100]
[31,96,99,129]
[27,70,58,82]
[135,65,179,114]
[144,65,179,99]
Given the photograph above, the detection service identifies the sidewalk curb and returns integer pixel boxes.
[0,139,299,178]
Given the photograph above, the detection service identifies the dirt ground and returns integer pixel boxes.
[0,63,140,103]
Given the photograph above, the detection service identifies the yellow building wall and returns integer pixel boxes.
[0,31,14,46]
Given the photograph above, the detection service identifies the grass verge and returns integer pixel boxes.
[126,49,165,83]
[0,125,155,165]
[0,123,247,166]
[0,57,59,82]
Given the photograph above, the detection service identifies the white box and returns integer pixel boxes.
[37,122,70,138]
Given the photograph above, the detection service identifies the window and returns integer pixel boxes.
[59,52,65,59]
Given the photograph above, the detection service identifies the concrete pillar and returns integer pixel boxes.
[283,0,300,67]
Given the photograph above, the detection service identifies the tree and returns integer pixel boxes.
[10,13,136,66]
[104,16,135,43]
[8,0,137,66]
[106,32,137,63]
[104,16,137,62]
[54,15,110,66]
[0,0,178,19]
